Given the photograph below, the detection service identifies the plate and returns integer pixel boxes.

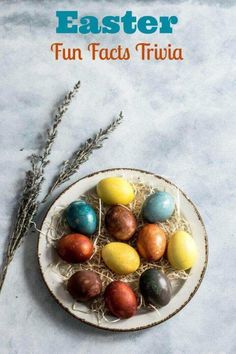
[38,168,208,331]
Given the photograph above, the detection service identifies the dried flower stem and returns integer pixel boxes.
[43,111,123,202]
[0,81,81,293]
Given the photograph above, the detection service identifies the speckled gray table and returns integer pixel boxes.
[0,1,235,353]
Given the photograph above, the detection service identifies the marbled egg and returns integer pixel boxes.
[67,270,102,302]
[97,177,135,205]
[57,233,94,263]
[105,205,137,241]
[65,200,97,235]
[104,281,138,318]
[137,224,167,261]
[139,268,172,306]
[142,191,175,222]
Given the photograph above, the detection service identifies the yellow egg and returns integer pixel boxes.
[97,177,135,205]
[167,230,198,270]
[102,242,140,275]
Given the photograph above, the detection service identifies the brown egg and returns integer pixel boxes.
[104,281,137,318]
[137,224,167,261]
[57,233,94,263]
[105,205,137,241]
[67,270,102,302]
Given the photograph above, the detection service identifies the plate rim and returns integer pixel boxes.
[37,167,208,332]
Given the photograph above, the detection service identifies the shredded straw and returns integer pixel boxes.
[44,181,191,324]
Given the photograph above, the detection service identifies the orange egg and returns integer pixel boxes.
[137,224,167,261]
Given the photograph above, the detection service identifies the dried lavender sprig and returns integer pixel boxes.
[0,81,81,292]
[41,81,81,166]
[43,111,123,202]
[8,81,81,253]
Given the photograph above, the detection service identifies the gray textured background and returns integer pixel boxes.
[0,1,236,353]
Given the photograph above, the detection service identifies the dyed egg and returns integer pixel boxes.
[102,242,140,275]
[67,270,102,302]
[167,230,197,270]
[142,191,175,222]
[57,233,94,263]
[105,205,137,241]
[139,268,172,306]
[97,177,135,205]
[65,200,97,235]
[137,224,167,261]
[104,281,137,318]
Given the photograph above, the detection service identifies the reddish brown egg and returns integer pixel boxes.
[104,281,138,318]
[137,224,167,261]
[105,205,137,241]
[67,270,102,302]
[57,233,94,263]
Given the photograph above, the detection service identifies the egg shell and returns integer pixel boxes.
[137,224,167,261]
[142,191,175,222]
[97,177,135,205]
[102,242,140,275]
[65,200,97,235]
[139,268,172,306]
[105,205,137,241]
[57,233,94,263]
[167,230,198,270]
[67,271,102,302]
[104,281,138,318]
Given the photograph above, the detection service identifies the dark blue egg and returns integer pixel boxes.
[142,191,175,222]
[65,200,97,235]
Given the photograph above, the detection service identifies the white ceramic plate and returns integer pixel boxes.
[38,168,208,331]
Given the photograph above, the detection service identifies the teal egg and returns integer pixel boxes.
[142,191,175,222]
[65,200,97,235]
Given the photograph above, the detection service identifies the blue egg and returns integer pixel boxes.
[142,191,175,222]
[65,200,97,235]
